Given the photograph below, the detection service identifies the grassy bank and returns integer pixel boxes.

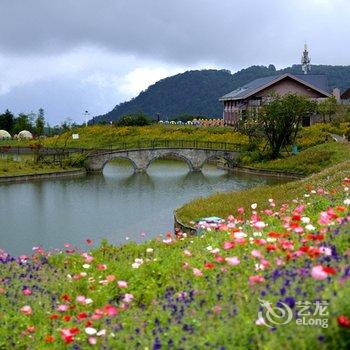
[1,122,347,150]
[0,158,79,177]
[244,142,350,175]
[0,159,350,348]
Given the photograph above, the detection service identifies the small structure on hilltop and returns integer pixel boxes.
[18,130,33,140]
[0,130,11,140]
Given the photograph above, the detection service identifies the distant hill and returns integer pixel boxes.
[93,64,350,123]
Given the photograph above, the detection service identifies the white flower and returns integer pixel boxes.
[266,237,277,242]
[301,217,310,224]
[253,232,262,237]
[304,194,310,198]
[82,264,90,269]
[206,246,213,251]
[305,224,316,231]
[344,198,350,205]
[84,298,93,305]
[146,248,154,253]
[135,258,143,264]
[132,262,140,269]
[97,329,106,337]
[85,327,97,335]
[251,203,257,210]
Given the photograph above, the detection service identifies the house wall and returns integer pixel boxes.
[257,78,325,98]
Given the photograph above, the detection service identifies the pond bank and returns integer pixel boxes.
[0,168,86,184]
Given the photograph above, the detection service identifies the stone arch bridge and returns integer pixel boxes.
[84,140,242,173]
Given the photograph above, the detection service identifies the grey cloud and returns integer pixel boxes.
[0,0,349,66]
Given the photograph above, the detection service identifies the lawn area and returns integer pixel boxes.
[1,125,249,149]
[0,159,350,349]
[245,141,350,175]
[0,158,78,177]
[1,122,347,151]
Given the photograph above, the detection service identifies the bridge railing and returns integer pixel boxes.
[94,139,243,153]
[0,140,243,158]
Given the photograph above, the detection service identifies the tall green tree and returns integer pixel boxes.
[13,113,33,134]
[35,108,45,136]
[0,109,15,134]
[258,94,316,159]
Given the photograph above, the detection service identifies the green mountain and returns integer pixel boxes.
[93,65,350,123]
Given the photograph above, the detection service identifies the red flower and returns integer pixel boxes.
[61,294,71,302]
[45,335,55,343]
[323,267,336,275]
[337,315,350,328]
[49,314,59,320]
[292,214,301,221]
[266,244,277,252]
[204,262,215,269]
[86,239,93,244]
[78,312,88,320]
[70,327,80,335]
[63,315,72,322]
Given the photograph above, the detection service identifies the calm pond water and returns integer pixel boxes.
[0,159,288,256]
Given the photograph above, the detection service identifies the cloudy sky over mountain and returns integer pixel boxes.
[0,0,349,124]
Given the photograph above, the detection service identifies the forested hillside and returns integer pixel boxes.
[93,64,350,123]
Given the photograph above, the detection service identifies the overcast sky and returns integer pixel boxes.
[0,0,349,124]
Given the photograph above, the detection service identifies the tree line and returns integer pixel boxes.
[0,109,82,137]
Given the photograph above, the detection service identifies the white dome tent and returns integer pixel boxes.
[18,130,33,140]
[0,130,11,140]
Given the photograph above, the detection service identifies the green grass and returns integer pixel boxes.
[0,159,349,349]
[30,125,249,149]
[0,158,78,177]
[245,142,350,175]
[1,122,345,151]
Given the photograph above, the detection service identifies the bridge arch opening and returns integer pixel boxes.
[147,152,193,174]
[202,155,236,174]
[102,156,138,175]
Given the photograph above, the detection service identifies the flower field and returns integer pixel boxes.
[1,161,350,349]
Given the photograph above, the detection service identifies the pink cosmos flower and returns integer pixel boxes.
[223,241,235,250]
[117,281,128,288]
[20,305,32,315]
[57,304,69,312]
[249,275,265,285]
[106,275,116,282]
[193,268,203,277]
[22,288,32,296]
[213,305,222,314]
[311,265,328,280]
[237,207,244,215]
[123,293,134,303]
[76,296,86,304]
[225,257,240,266]
[104,305,118,316]
[97,264,107,270]
[88,337,97,345]
[254,221,266,230]
[182,262,190,269]
[251,250,262,259]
